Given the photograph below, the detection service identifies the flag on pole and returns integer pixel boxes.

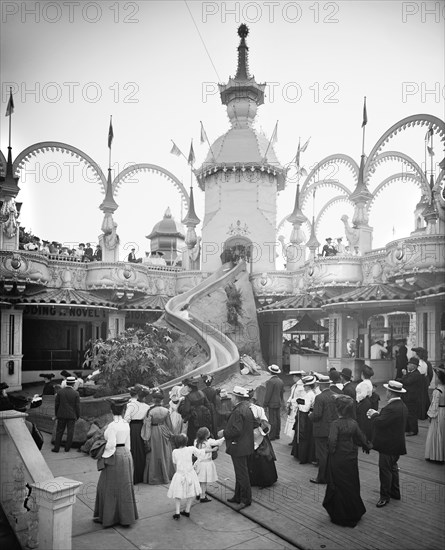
[361,97,367,128]
[108,116,114,148]
[170,141,182,157]
[295,139,301,167]
[200,121,208,145]
[300,137,311,153]
[5,89,14,117]
[425,127,434,141]
[427,146,434,156]
[188,140,195,166]
[271,121,278,145]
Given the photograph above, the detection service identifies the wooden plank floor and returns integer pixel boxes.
[207,393,445,550]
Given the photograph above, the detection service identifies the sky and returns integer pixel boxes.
[0,0,443,265]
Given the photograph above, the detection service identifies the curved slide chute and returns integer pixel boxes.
[160,261,246,390]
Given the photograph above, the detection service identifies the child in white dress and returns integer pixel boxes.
[194,427,225,502]
[167,433,205,519]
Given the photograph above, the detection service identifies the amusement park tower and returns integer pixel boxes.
[195,25,286,272]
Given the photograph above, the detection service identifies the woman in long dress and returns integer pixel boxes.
[284,371,305,440]
[201,375,218,437]
[124,386,150,484]
[178,378,212,445]
[322,395,372,528]
[411,347,433,420]
[141,390,175,485]
[425,365,445,463]
[247,397,278,488]
[355,364,374,440]
[93,398,138,527]
[291,375,317,464]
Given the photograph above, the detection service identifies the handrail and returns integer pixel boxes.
[161,261,245,390]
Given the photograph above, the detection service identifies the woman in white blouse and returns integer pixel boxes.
[355,364,374,440]
[93,397,139,528]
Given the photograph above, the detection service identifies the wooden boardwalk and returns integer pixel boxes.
[207,400,445,550]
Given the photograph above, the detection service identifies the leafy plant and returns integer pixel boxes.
[225,283,243,326]
[91,324,173,396]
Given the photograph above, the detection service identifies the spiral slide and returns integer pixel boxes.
[160,261,246,390]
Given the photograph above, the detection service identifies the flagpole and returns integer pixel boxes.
[424,133,428,178]
[361,96,367,156]
[263,120,278,162]
[200,121,216,161]
[8,87,12,149]
[171,140,189,163]
[108,115,112,170]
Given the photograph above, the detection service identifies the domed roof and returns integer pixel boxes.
[203,127,280,167]
[146,207,185,239]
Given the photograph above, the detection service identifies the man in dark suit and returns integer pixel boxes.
[263,365,284,440]
[340,367,357,418]
[52,376,80,453]
[222,385,255,510]
[400,357,423,436]
[368,379,408,508]
[310,374,338,484]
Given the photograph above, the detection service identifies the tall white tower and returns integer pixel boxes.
[195,25,286,273]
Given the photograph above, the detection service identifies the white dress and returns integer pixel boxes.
[284,381,305,437]
[194,438,224,482]
[167,446,204,499]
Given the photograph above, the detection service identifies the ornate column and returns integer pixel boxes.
[284,184,307,270]
[182,185,201,270]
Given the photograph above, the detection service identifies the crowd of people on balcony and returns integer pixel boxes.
[321,237,360,257]
[19,229,102,262]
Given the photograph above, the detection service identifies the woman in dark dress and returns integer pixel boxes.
[291,375,317,464]
[201,375,218,437]
[323,395,372,528]
[178,378,212,445]
[248,397,278,488]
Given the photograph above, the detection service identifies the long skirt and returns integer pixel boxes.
[322,451,366,527]
[94,447,138,527]
[291,411,315,464]
[143,426,175,485]
[247,437,278,488]
[356,398,373,441]
[425,408,445,462]
[418,377,431,420]
[129,420,145,484]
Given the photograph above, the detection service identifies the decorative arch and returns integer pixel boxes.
[315,195,353,233]
[366,114,445,168]
[222,235,253,263]
[112,163,189,207]
[301,154,359,195]
[368,173,423,209]
[300,180,351,210]
[13,142,107,190]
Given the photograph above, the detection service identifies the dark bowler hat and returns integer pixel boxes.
[40,373,55,380]
[107,396,129,405]
[326,238,332,242]
[60,370,72,378]
[407,357,419,367]
[329,370,341,383]
[340,368,353,380]
[0,382,9,391]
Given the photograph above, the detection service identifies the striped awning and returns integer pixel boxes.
[323,283,414,305]
[123,295,169,310]
[415,283,445,298]
[17,288,119,309]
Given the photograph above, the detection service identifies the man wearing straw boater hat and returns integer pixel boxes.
[263,365,284,441]
[220,386,255,511]
[367,380,408,508]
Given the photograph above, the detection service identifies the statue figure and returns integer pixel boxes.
[340,215,360,249]
[188,236,201,263]
[101,213,120,250]
[0,197,19,238]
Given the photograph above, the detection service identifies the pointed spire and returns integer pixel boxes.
[306,216,320,250]
[0,145,20,198]
[235,24,250,81]
[100,168,118,213]
[182,186,200,226]
[288,184,307,225]
[349,154,372,203]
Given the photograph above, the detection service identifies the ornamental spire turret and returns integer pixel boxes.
[306,216,320,260]
[182,186,200,226]
[349,154,372,227]
[235,23,250,80]
[288,184,307,226]
[100,168,118,213]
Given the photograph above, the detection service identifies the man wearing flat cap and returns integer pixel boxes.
[52,376,80,453]
[367,380,408,508]
[263,365,285,441]
[400,357,423,436]
[221,386,255,510]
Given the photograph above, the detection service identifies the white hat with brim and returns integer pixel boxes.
[268,365,281,374]
[316,374,330,384]
[231,385,250,398]
[289,370,305,376]
[302,375,316,386]
[383,380,406,393]
[66,376,77,384]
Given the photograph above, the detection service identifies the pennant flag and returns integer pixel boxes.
[295,139,301,167]
[170,141,182,157]
[300,137,311,153]
[427,146,434,156]
[200,121,208,145]
[439,157,445,170]
[361,97,367,128]
[108,116,114,149]
[425,127,434,141]
[5,89,14,117]
[188,140,195,165]
[271,121,278,145]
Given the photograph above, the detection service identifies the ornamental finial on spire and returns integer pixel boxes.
[235,24,250,81]
[238,24,249,38]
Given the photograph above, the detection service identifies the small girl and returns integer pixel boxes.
[167,433,205,519]
[194,427,225,502]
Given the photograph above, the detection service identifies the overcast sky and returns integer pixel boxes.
[1,0,443,263]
